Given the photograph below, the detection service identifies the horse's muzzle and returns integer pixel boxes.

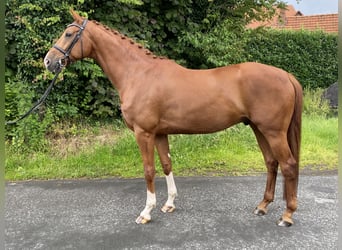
[44,54,65,73]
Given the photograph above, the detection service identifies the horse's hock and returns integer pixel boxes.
[322,82,338,109]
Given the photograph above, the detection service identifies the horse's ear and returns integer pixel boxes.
[70,9,83,22]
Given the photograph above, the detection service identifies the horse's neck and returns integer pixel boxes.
[87,22,159,93]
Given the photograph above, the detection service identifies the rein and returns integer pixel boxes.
[6,19,88,126]
[5,71,60,125]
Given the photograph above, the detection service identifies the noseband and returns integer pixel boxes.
[53,19,88,68]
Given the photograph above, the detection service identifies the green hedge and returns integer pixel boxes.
[180,23,337,89]
[246,29,337,89]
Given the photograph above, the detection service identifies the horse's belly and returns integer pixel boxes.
[158,109,242,134]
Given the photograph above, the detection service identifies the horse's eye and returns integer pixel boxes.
[65,32,73,38]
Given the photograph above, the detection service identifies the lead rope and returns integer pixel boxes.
[5,71,61,125]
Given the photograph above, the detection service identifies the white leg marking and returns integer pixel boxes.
[162,172,178,213]
[136,190,156,223]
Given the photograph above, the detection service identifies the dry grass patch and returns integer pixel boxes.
[47,121,121,158]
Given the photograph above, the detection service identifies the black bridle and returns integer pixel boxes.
[53,19,88,69]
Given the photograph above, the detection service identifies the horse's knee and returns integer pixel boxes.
[281,168,296,181]
[280,157,297,178]
[266,159,278,171]
[144,166,156,182]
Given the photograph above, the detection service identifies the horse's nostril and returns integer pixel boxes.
[44,58,51,67]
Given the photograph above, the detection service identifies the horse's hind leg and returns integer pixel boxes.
[155,134,178,213]
[251,124,279,216]
[263,131,298,227]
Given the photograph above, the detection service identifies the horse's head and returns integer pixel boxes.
[44,10,91,73]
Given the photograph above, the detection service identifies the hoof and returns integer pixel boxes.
[254,207,266,216]
[135,216,151,225]
[161,205,175,213]
[277,218,293,227]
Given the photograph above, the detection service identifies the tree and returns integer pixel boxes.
[190,0,286,31]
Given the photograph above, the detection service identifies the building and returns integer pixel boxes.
[247,5,338,33]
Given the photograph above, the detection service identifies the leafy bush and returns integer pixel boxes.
[303,88,333,117]
[246,29,337,89]
[180,24,337,89]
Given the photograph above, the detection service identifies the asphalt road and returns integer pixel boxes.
[5,174,338,249]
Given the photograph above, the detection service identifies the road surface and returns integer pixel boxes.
[5,174,338,249]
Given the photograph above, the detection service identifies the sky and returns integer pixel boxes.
[284,0,338,15]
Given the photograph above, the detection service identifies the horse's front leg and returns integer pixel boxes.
[134,129,157,224]
[155,134,178,213]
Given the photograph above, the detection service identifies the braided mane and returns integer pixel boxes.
[91,20,167,60]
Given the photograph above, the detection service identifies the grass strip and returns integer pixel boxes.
[5,115,337,180]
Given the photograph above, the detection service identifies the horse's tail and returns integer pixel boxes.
[287,73,303,193]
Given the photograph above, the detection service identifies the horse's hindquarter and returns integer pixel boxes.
[237,63,295,130]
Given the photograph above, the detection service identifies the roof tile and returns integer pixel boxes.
[247,5,338,33]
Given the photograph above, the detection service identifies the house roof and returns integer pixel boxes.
[247,5,338,33]
[285,14,338,33]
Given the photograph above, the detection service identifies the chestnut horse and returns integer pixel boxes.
[44,11,302,227]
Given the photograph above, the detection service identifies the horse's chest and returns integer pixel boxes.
[121,101,160,132]
[121,104,134,129]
